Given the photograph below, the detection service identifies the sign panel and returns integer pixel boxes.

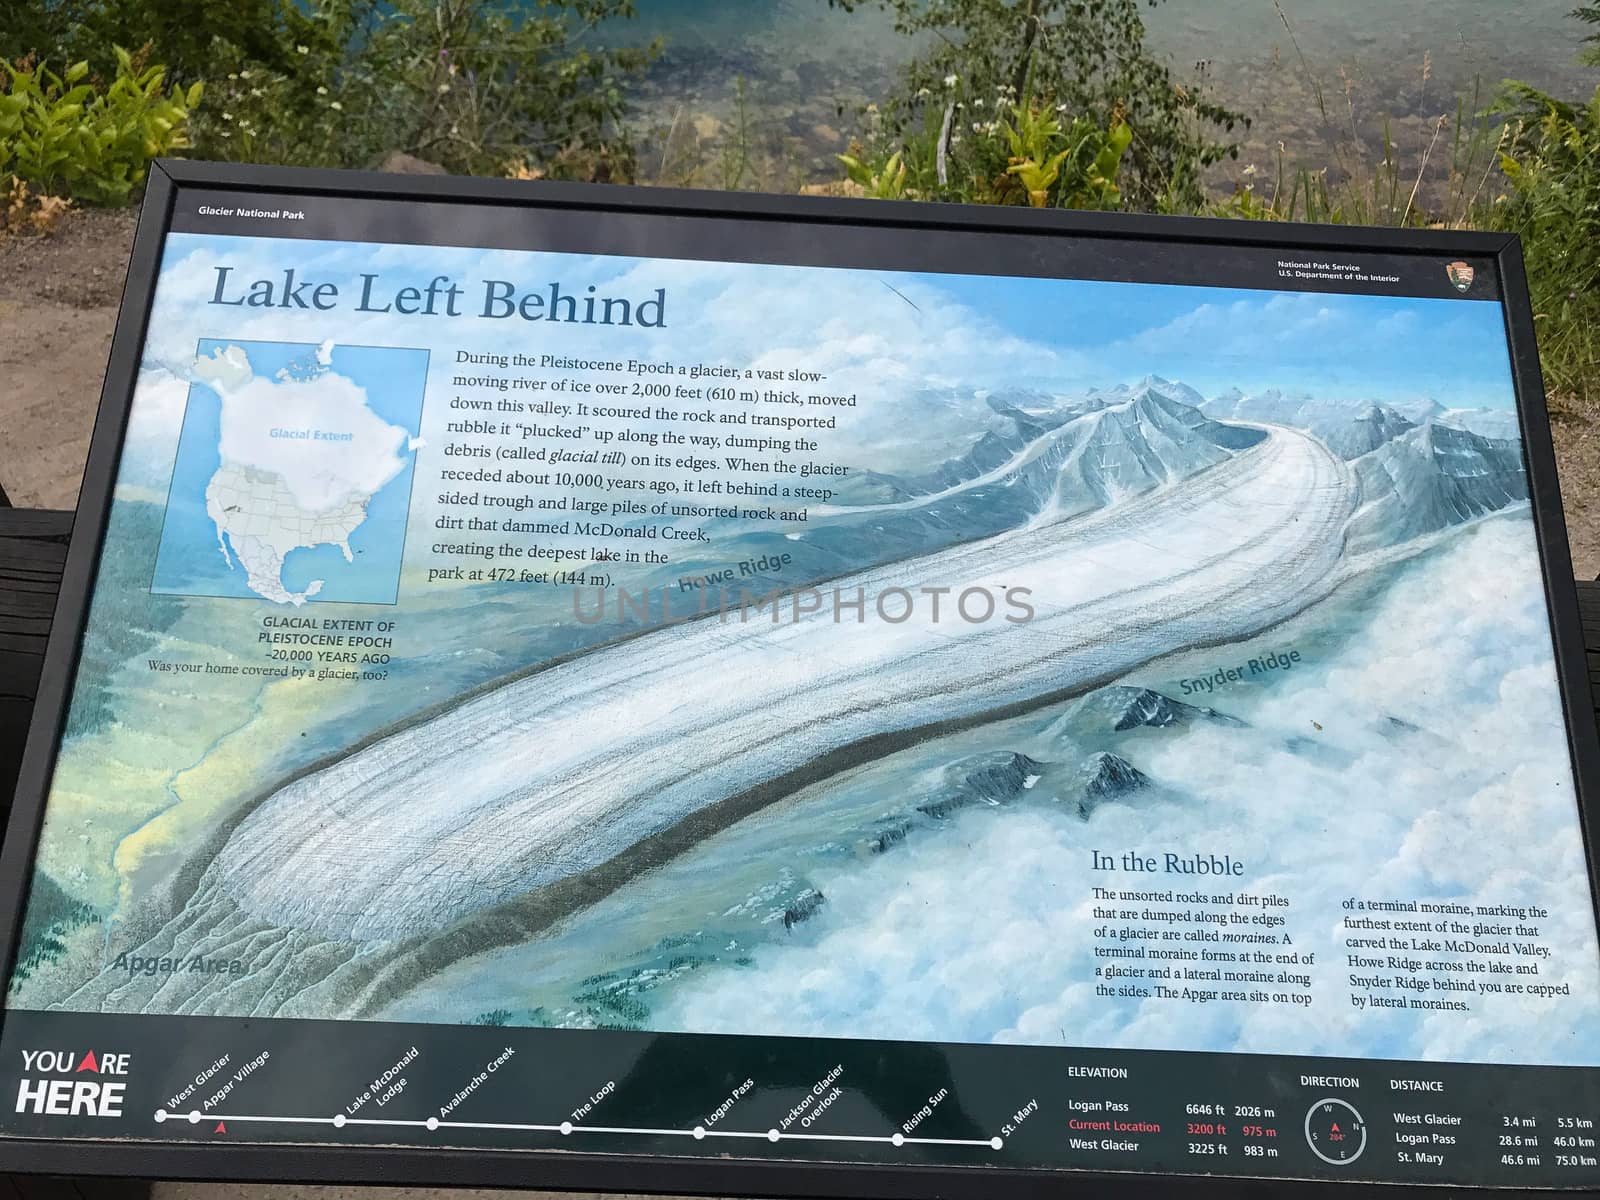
[2,161,1598,1195]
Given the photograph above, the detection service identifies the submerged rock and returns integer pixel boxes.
[1106,686,1246,732]
[1083,752,1149,799]
[865,820,912,855]
[916,751,1045,820]
[1044,685,1245,741]
[1284,735,1355,769]
[1377,714,1422,737]
[1074,752,1150,817]
[783,889,826,930]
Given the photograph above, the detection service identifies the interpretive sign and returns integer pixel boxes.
[0,160,1597,1196]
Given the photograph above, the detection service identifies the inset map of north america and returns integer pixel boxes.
[152,340,426,605]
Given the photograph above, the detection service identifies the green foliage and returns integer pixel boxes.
[0,47,199,205]
[1576,4,1600,67]
[0,0,310,87]
[193,0,658,179]
[1490,78,1600,407]
[840,92,1131,209]
[839,148,910,199]
[11,872,99,986]
[829,0,1244,210]
[66,500,185,735]
[1221,6,1505,230]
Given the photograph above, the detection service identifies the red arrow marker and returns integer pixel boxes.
[76,1050,99,1073]
[214,1122,227,1134]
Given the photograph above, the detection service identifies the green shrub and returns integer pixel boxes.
[0,47,200,205]
[1491,77,1600,407]
[1,0,313,88]
[1578,2,1600,66]
[839,91,1131,209]
[193,0,657,179]
[830,0,1244,210]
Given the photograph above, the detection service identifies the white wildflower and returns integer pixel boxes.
[296,44,309,54]
[972,97,984,108]
[437,82,450,93]
[971,121,982,133]
[316,86,328,95]
[329,100,342,111]
[943,73,958,88]
[916,86,931,98]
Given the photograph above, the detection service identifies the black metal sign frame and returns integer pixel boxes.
[0,159,1595,1197]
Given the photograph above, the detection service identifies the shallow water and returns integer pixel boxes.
[599,0,1591,188]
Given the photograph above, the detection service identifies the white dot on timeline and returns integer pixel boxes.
[560,1121,573,1135]
[693,1126,706,1140]
[154,1110,167,1123]
[426,1117,439,1131]
[891,1133,905,1147]
[767,1129,780,1142]
[333,1114,347,1128]
[990,1136,1003,1150]
[188,1111,200,1124]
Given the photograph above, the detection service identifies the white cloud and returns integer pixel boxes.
[652,518,1600,1066]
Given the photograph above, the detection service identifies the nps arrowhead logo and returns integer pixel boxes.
[15,1048,130,1118]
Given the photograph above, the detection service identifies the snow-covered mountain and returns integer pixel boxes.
[799,387,1266,565]
[1345,420,1529,555]
[1371,398,1522,441]
[1084,373,1206,410]
[1436,407,1522,440]
[1200,389,1419,460]
[815,380,1528,571]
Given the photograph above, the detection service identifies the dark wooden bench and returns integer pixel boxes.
[0,508,140,1200]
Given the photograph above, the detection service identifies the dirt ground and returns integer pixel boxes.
[0,207,133,510]
[3,207,1597,577]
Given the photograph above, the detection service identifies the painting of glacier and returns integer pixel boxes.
[11,236,1600,1068]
